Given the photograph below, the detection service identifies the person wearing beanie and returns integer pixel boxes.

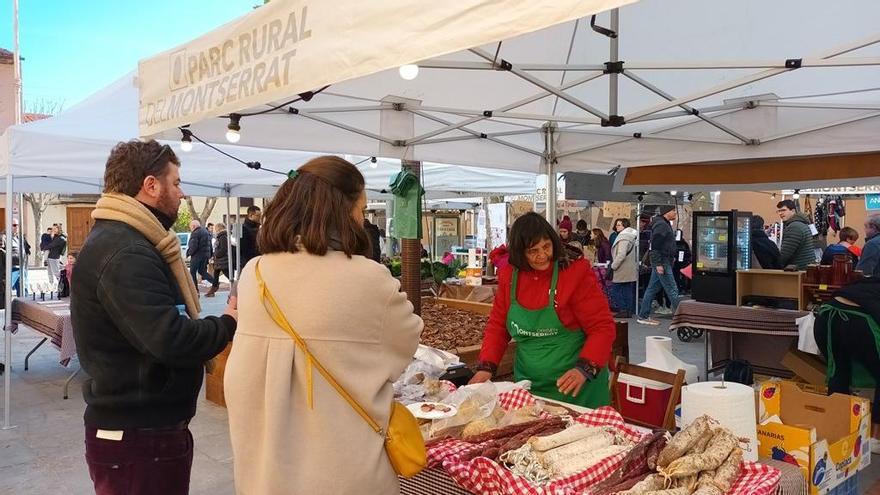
[637,205,680,325]
[558,215,584,259]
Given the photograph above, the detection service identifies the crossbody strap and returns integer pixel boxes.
[254,260,385,436]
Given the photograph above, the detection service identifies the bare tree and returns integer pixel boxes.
[24,97,65,117]
[184,197,218,225]
[23,193,59,266]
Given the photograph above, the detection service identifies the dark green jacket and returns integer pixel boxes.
[779,213,816,269]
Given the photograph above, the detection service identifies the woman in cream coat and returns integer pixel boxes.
[224,156,423,495]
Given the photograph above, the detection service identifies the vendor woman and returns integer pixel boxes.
[469,212,616,407]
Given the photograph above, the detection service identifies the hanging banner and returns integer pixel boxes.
[137,0,634,136]
[488,203,508,248]
[867,193,880,210]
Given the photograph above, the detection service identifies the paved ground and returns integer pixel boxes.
[0,284,877,493]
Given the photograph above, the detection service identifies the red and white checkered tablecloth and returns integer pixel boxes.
[426,387,781,495]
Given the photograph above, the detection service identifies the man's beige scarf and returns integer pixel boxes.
[92,193,201,319]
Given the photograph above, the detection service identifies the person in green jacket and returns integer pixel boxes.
[776,200,817,269]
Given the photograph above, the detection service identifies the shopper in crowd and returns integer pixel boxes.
[1,220,31,295]
[208,223,233,298]
[558,215,584,259]
[239,205,262,269]
[39,227,52,264]
[363,218,382,262]
[610,218,638,318]
[46,224,67,286]
[65,251,77,289]
[206,222,217,252]
[821,226,860,266]
[750,215,782,269]
[673,229,692,295]
[814,277,880,452]
[224,156,421,494]
[71,140,237,494]
[187,220,215,291]
[858,214,880,277]
[575,219,591,246]
[609,219,626,247]
[636,206,680,326]
[592,228,612,264]
[776,200,817,269]
[470,212,615,408]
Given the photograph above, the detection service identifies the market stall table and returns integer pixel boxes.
[400,394,805,495]
[669,300,809,379]
[10,297,81,399]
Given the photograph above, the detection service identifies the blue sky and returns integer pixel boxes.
[0,1,257,113]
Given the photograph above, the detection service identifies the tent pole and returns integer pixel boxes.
[225,187,234,283]
[542,122,558,223]
[17,193,25,297]
[635,200,643,318]
[609,9,620,117]
[235,197,241,280]
[3,175,15,430]
[400,160,422,316]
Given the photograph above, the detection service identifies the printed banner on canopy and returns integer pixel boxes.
[137,0,634,137]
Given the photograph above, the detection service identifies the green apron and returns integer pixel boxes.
[507,263,610,408]
[817,303,880,388]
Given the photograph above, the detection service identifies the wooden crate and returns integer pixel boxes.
[613,320,629,365]
[455,342,517,377]
[435,297,493,315]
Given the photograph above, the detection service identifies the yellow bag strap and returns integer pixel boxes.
[254,260,384,436]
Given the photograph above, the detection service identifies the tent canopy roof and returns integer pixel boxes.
[141,0,880,189]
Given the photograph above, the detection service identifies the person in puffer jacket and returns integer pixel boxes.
[776,200,817,269]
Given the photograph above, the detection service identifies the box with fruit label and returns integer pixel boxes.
[756,380,870,495]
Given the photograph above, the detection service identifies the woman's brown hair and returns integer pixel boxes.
[591,228,608,245]
[258,156,369,258]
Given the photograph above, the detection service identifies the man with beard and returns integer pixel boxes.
[71,140,237,494]
[239,205,262,269]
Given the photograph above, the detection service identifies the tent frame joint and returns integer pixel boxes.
[601,115,626,127]
[496,59,513,71]
[785,58,803,69]
[604,61,624,74]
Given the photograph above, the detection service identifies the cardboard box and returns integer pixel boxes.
[756,380,870,495]
[781,348,827,388]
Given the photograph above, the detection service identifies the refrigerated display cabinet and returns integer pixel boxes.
[691,210,752,305]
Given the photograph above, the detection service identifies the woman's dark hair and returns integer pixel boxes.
[507,212,567,271]
[258,156,369,258]
[575,219,588,231]
[591,228,608,245]
[751,215,765,230]
[615,218,631,229]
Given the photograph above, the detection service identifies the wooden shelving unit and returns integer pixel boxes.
[736,269,805,310]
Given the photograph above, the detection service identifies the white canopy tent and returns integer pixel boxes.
[0,74,536,199]
[0,70,537,427]
[141,0,880,204]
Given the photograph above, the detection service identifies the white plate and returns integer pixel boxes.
[407,402,458,420]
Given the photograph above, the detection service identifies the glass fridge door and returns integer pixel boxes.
[735,215,752,270]
[695,214,730,273]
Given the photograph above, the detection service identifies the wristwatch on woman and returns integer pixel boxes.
[475,361,498,376]
[574,359,600,381]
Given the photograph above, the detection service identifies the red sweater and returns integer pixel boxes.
[478,258,616,368]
